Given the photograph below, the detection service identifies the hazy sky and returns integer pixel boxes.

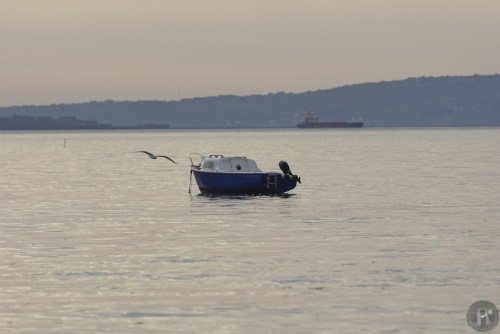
[1,0,499,106]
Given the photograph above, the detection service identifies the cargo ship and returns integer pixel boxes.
[297,111,363,128]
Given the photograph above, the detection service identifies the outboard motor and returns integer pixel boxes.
[279,160,292,176]
[279,161,301,183]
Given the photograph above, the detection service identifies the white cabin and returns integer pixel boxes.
[200,156,263,173]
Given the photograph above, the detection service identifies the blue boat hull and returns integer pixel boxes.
[192,169,298,195]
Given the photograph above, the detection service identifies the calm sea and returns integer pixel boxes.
[1,128,500,333]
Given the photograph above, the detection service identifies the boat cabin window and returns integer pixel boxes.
[202,160,214,169]
[200,157,263,173]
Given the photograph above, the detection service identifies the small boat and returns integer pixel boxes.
[297,111,363,128]
[190,154,300,195]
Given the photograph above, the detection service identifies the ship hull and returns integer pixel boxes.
[192,169,298,195]
[297,122,363,128]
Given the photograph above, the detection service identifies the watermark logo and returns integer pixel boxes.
[467,300,499,332]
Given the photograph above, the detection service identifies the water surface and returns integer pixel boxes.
[1,128,500,333]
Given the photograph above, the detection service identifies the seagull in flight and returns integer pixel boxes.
[136,151,178,164]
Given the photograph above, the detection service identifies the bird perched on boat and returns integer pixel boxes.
[136,151,178,164]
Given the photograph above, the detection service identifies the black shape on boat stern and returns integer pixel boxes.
[279,160,301,184]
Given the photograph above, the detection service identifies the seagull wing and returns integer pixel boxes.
[136,151,156,159]
[157,155,178,164]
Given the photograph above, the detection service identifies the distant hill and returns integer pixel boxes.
[1,75,499,128]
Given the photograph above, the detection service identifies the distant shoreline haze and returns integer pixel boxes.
[1,75,499,128]
[0,115,171,131]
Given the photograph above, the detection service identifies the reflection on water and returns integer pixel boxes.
[1,128,500,333]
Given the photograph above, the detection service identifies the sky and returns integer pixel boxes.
[1,0,499,107]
